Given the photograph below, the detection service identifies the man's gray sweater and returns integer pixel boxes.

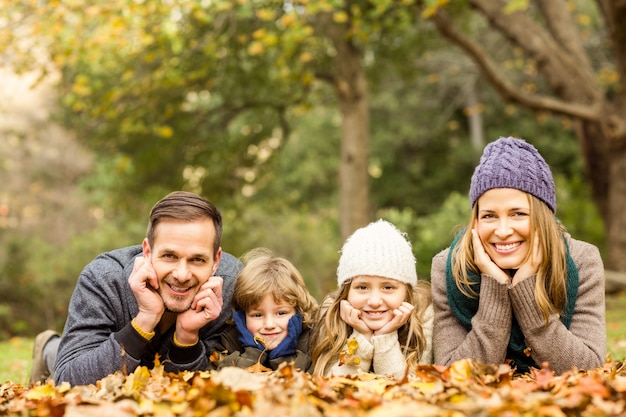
[54,245,242,386]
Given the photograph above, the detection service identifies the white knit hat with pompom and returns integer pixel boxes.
[336,219,417,287]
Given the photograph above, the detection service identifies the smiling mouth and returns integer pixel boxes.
[363,311,387,317]
[494,242,521,253]
[168,284,192,295]
[261,332,282,338]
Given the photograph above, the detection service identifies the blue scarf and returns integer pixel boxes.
[445,230,579,373]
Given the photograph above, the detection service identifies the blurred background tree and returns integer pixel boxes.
[0,0,611,337]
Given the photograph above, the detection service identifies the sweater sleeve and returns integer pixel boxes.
[54,251,142,386]
[432,249,513,366]
[325,330,373,377]
[510,238,606,373]
[371,331,406,379]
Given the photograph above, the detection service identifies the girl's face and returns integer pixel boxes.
[346,276,407,331]
[245,294,296,349]
[475,188,531,270]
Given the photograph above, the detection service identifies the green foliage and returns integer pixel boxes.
[379,192,469,279]
[224,201,340,300]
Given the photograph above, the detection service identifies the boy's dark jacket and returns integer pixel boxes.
[208,325,313,372]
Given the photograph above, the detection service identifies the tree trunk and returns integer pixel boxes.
[606,133,626,270]
[324,21,371,240]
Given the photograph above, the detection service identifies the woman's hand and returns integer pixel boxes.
[512,231,541,286]
[471,229,511,285]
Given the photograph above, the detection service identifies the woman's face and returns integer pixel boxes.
[346,276,407,331]
[475,188,531,270]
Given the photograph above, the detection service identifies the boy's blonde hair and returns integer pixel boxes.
[232,248,319,326]
[310,279,432,377]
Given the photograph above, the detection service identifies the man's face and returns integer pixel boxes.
[143,218,221,313]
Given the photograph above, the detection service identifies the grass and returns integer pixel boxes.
[605,291,626,361]
[2,292,625,386]
[0,336,33,385]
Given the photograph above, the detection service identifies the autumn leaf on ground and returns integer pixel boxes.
[4,359,626,416]
[338,337,360,367]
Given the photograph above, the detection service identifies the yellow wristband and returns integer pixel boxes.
[131,318,155,341]
[173,332,198,348]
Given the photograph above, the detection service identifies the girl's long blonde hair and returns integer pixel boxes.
[310,279,431,377]
[452,194,568,324]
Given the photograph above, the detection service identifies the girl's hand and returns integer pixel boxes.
[512,231,541,286]
[373,301,414,336]
[339,300,373,340]
[471,229,510,285]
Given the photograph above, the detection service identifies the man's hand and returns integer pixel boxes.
[175,276,224,344]
[128,256,164,332]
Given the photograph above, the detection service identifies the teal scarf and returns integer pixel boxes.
[445,230,579,373]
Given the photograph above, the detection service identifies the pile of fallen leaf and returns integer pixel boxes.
[2,358,626,416]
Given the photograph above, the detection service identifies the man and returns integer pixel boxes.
[30,191,242,386]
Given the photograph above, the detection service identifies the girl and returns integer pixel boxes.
[311,220,433,380]
[431,136,606,374]
[209,248,318,372]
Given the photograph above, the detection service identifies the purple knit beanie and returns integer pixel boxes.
[469,137,556,212]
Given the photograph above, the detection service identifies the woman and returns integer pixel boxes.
[431,136,605,374]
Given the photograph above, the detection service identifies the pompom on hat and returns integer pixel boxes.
[336,219,417,287]
[469,136,556,212]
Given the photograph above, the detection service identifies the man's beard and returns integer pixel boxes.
[159,290,194,314]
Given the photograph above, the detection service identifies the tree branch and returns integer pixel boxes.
[430,10,600,122]
[468,0,599,103]
[534,0,593,70]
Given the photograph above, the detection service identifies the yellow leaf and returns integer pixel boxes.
[124,366,151,396]
[449,358,472,383]
[25,384,56,400]
[299,52,313,63]
[254,335,267,349]
[256,9,276,21]
[155,125,173,138]
[280,14,296,27]
[247,41,264,56]
[332,10,348,23]
[252,28,266,39]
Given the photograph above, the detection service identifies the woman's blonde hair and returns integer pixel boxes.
[451,193,568,323]
[232,248,319,326]
[310,278,432,376]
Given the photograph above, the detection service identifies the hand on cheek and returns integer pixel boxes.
[512,231,542,286]
[471,229,510,285]
[375,302,414,336]
[339,300,373,340]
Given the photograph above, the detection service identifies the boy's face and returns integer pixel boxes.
[245,294,296,350]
